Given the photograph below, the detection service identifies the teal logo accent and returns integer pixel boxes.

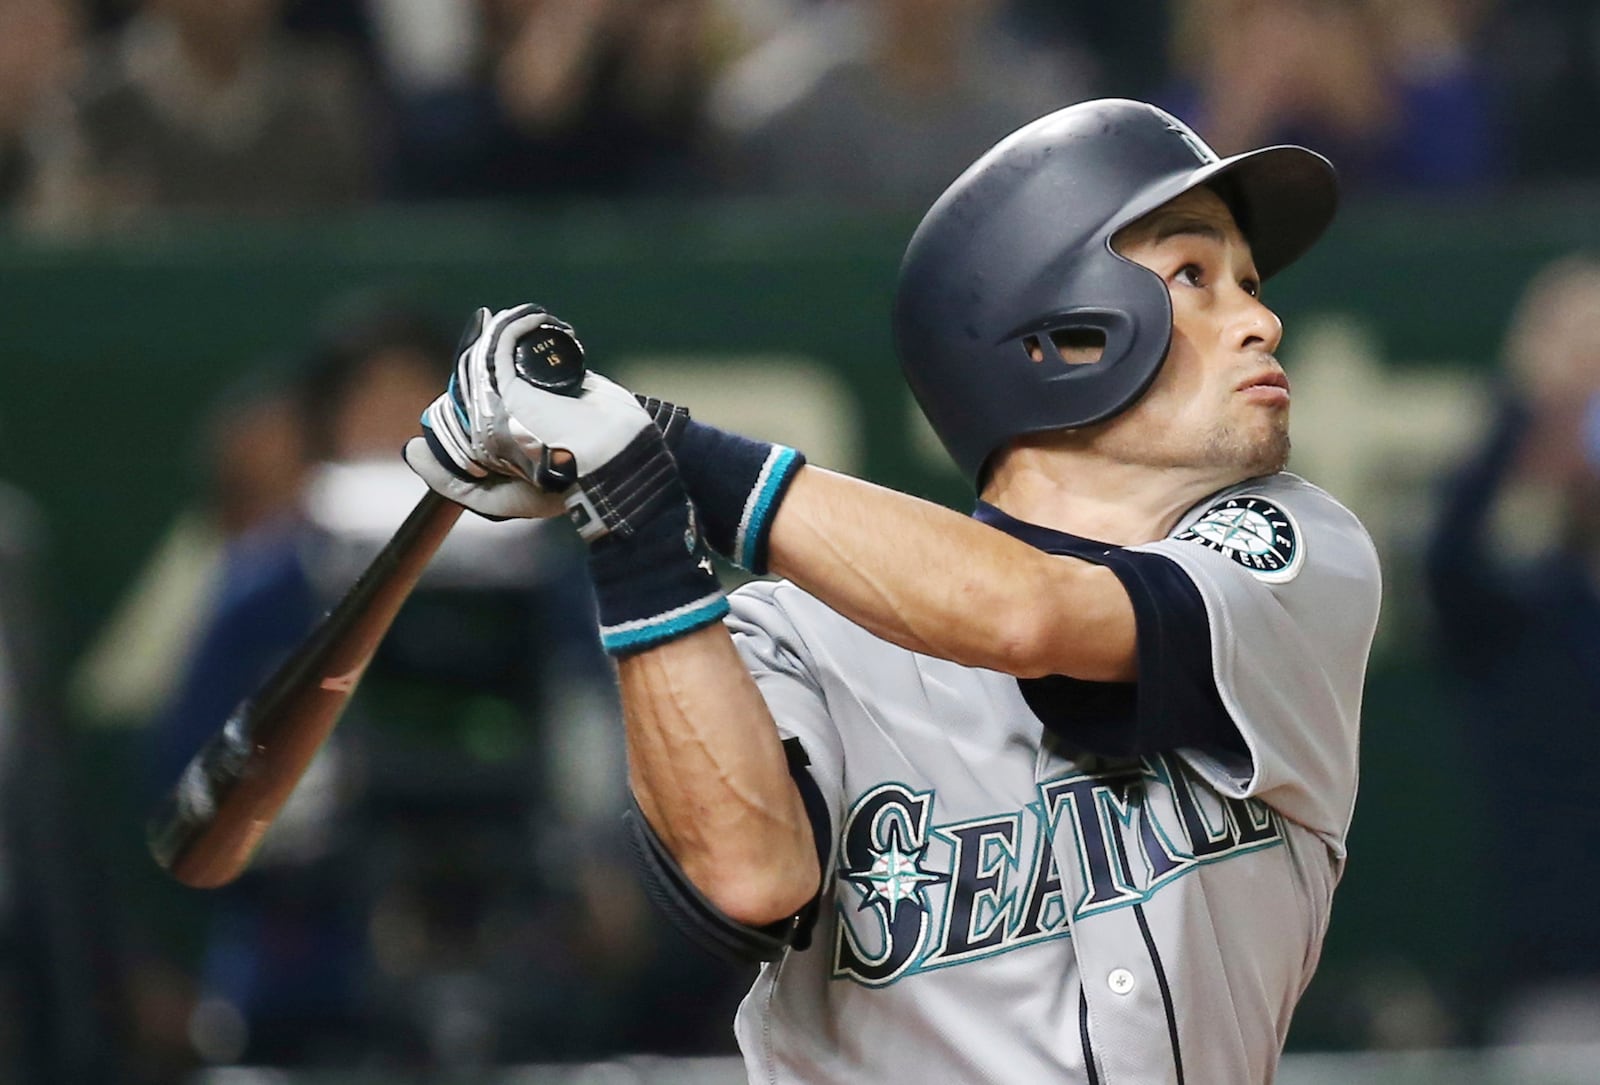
[1176,494,1302,582]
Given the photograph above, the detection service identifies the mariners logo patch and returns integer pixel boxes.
[1175,495,1302,582]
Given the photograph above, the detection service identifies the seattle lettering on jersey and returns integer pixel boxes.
[832,754,1282,986]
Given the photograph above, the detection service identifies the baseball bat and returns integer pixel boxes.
[147,319,585,888]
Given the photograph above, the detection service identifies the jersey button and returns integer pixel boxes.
[1108,968,1136,996]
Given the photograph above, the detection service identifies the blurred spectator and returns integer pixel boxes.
[1424,255,1600,1044]
[0,0,82,218]
[27,0,372,229]
[72,370,310,730]
[708,0,1096,208]
[279,0,377,66]
[137,296,735,1070]
[146,302,447,1067]
[373,0,729,199]
[1163,0,1502,192]
[1012,0,1170,100]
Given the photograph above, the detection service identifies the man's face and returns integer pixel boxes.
[1084,186,1290,479]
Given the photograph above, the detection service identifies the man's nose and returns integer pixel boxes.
[1234,293,1283,354]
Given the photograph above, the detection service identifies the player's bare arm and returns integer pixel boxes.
[765,467,1138,682]
[617,626,819,926]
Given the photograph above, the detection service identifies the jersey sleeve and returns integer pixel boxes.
[1132,475,1381,849]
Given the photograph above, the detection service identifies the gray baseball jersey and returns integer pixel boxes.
[723,471,1381,1084]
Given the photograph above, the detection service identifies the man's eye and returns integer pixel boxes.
[1175,264,1204,286]
[1241,278,1261,298]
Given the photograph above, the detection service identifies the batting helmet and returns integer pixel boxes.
[893,98,1338,487]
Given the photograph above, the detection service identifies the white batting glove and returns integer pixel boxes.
[407,304,585,520]
[506,371,676,540]
[430,301,727,655]
[402,433,566,520]
[513,372,727,655]
[416,305,569,476]
[438,312,669,539]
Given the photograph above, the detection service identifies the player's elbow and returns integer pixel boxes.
[688,849,821,929]
[992,607,1065,678]
[992,590,1137,682]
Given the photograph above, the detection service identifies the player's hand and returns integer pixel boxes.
[403,431,567,520]
[409,305,558,482]
[405,304,580,520]
[446,305,727,656]
[420,302,668,540]
[495,369,674,541]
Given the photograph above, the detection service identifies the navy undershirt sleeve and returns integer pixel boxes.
[973,502,1244,759]
[1016,549,1243,758]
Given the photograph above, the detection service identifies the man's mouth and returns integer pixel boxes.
[1237,370,1290,393]
[1237,369,1291,405]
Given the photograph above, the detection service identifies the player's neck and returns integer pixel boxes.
[982,448,1241,546]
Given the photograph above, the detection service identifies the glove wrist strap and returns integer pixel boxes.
[588,498,728,655]
[579,436,728,656]
[563,429,681,542]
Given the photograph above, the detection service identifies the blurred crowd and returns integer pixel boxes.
[1423,257,1600,1050]
[5,0,1600,231]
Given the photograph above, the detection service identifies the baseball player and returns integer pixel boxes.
[404,98,1382,1083]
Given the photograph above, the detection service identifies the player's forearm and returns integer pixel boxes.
[767,467,1138,682]
[619,624,821,926]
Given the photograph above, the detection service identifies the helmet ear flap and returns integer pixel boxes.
[1001,254,1172,432]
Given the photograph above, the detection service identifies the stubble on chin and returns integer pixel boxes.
[1199,415,1291,479]
[1256,429,1292,476]
[1057,400,1291,479]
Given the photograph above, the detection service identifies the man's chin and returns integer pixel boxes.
[1255,437,1291,477]
[1202,427,1289,479]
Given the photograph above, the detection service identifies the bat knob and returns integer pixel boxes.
[513,325,586,396]
[512,320,587,489]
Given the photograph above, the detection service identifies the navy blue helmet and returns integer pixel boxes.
[893,98,1338,487]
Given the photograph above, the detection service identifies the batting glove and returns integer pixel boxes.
[495,370,729,654]
[415,305,659,530]
[403,428,565,521]
[406,304,575,520]
[437,304,728,655]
